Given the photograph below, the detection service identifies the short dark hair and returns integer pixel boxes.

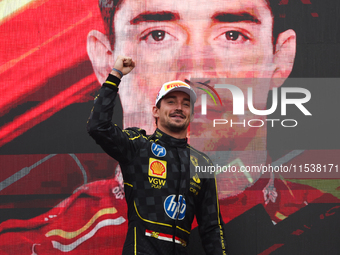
[99,0,293,51]
[98,0,124,46]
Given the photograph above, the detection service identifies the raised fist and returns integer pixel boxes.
[111,56,136,78]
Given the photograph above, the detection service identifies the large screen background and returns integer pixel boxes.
[0,0,339,254]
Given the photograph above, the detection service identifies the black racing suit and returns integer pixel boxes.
[87,74,227,255]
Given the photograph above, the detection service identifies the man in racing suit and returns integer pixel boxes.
[87,56,227,255]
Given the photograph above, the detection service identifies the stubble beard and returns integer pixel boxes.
[166,120,188,133]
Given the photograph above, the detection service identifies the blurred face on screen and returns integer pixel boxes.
[88,0,295,135]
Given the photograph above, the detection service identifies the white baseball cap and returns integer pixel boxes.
[155,80,197,106]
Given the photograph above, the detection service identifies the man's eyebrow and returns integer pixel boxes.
[212,12,261,24]
[130,11,180,25]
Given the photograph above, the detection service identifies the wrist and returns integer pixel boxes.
[103,74,121,89]
[111,68,123,79]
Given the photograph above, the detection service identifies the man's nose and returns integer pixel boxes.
[175,103,183,111]
[176,39,217,78]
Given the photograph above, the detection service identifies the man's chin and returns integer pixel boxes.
[167,122,188,133]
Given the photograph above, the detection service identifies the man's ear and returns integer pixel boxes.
[152,106,160,119]
[271,29,296,87]
[87,30,115,84]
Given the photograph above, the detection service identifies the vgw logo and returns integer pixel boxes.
[164,195,186,220]
[197,82,312,128]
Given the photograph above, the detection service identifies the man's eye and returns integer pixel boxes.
[214,30,250,45]
[226,31,239,41]
[150,30,165,41]
[141,30,172,43]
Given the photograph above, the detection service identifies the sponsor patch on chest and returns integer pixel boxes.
[151,143,166,157]
[149,158,167,178]
[164,194,186,220]
[148,158,167,189]
[190,155,198,167]
[189,173,202,196]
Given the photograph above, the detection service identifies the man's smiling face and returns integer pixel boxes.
[153,91,192,136]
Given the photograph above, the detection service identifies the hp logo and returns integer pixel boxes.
[164,194,186,220]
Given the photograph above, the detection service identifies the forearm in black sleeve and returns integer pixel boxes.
[87,74,121,134]
[87,74,138,163]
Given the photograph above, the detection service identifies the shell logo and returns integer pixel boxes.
[149,158,167,179]
[150,162,165,175]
